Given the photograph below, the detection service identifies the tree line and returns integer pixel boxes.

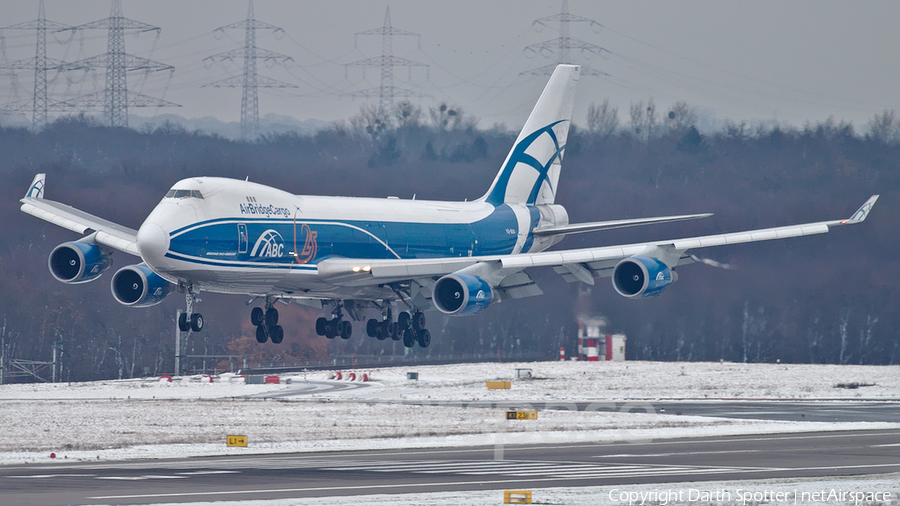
[0,99,897,381]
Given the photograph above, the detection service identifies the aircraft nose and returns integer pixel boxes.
[136,222,170,264]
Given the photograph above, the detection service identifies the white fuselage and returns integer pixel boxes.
[135,177,566,300]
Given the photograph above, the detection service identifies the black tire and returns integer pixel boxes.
[178,313,189,332]
[397,311,410,330]
[417,328,431,348]
[256,324,268,343]
[270,325,284,344]
[412,311,426,331]
[250,307,264,327]
[340,320,352,340]
[376,323,387,341]
[315,317,327,336]
[402,328,416,348]
[390,322,401,341]
[190,313,204,332]
[366,319,379,337]
[265,307,279,327]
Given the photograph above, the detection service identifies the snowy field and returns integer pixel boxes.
[1,360,898,505]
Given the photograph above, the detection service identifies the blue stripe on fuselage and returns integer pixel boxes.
[166,204,524,267]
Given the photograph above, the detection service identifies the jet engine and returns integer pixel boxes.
[48,242,112,284]
[110,264,171,307]
[433,272,494,316]
[612,256,676,298]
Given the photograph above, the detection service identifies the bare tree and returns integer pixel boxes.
[866,109,897,143]
[429,102,477,132]
[394,101,423,129]
[586,99,618,136]
[348,104,391,143]
[664,101,697,133]
[629,99,657,142]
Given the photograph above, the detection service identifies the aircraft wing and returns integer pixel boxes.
[19,174,140,256]
[316,195,878,292]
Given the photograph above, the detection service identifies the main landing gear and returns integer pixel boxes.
[251,297,284,344]
[178,285,204,333]
[315,302,352,340]
[367,308,430,348]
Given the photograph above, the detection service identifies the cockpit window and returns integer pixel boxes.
[164,189,203,199]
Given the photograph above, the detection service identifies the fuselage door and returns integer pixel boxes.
[238,223,248,254]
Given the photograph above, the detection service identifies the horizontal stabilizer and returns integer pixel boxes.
[532,212,713,237]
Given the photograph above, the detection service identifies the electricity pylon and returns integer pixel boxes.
[203,0,297,140]
[0,0,73,130]
[345,6,428,118]
[522,0,608,77]
[59,0,178,128]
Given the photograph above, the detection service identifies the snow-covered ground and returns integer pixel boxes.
[1,360,898,505]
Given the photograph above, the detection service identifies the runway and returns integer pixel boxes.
[320,399,900,423]
[3,429,899,505]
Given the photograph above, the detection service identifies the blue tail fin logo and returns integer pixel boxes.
[484,120,567,205]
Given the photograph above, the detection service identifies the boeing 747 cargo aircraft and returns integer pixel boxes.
[20,65,878,348]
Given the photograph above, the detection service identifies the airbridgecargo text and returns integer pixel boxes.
[239,203,291,218]
[608,488,892,505]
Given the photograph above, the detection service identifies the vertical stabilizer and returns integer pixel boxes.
[481,64,580,205]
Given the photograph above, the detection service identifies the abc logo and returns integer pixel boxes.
[250,229,285,258]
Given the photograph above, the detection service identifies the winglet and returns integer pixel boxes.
[831,195,879,226]
[24,173,45,199]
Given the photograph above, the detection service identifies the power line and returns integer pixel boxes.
[0,0,72,130]
[344,6,429,118]
[521,0,609,77]
[203,0,296,140]
[57,0,179,128]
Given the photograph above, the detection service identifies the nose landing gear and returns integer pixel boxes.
[178,285,204,333]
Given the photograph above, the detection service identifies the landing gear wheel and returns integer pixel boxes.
[416,328,431,348]
[270,325,284,344]
[178,313,189,332]
[265,307,279,328]
[376,322,388,341]
[256,325,268,343]
[250,307,264,327]
[402,328,416,348]
[390,322,401,341]
[412,311,426,332]
[190,313,204,332]
[397,311,410,331]
[339,320,352,340]
[367,319,379,338]
[316,317,328,336]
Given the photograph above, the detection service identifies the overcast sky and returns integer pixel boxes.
[1,0,898,132]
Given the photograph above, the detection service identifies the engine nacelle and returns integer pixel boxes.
[612,256,676,298]
[111,264,171,307]
[48,242,112,284]
[432,273,494,316]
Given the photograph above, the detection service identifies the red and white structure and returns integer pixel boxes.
[577,315,626,361]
